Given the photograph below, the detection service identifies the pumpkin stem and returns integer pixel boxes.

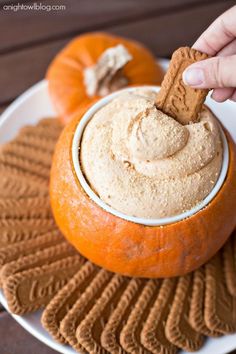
[84,44,132,97]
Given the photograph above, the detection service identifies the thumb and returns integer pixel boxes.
[182,55,236,89]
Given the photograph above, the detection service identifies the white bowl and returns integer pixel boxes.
[72,86,229,226]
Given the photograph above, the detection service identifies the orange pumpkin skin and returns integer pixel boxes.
[47,32,164,125]
[50,109,236,278]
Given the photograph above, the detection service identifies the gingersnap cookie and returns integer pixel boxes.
[0,119,61,192]
[205,253,236,334]
[13,118,61,154]
[120,279,161,354]
[42,262,99,344]
[0,152,51,180]
[3,254,84,314]
[223,233,236,296]
[0,229,65,288]
[0,197,52,219]
[0,229,64,276]
[165,274,204,352]
[0,169,48,198]
[1,241,77,285]
[156,47,209,124]
[60,269,113,352]
[1,141,53,166]
[38,118,62,129]
[13,134,56,154]
[19,120,62,141]
[0,219,56,248]
[101,278,146,353]
[76,274,129,354]
[189,268,221,337]
[141,278,178,354]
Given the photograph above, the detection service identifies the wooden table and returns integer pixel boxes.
[0,1,236,353]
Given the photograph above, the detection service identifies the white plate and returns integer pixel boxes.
[0,60,236,354]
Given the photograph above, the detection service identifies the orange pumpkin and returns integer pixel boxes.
[50,102,236,278]
[47,32,164,125]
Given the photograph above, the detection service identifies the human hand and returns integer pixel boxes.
[182,5,236,102]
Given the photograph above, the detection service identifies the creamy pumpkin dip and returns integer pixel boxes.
[80,90,223,218]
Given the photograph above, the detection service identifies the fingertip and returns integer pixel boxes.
[229,89,236,102]
[182,67,205,87]
[211,88,235,102]
[211,91,226,103]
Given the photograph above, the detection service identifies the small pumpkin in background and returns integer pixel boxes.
[47,32,164,125]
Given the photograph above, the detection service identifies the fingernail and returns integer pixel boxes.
[182,68,205,86]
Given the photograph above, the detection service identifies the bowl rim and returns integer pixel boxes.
[72,85,229,226]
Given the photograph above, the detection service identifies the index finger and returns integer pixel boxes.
[193,5,236,55]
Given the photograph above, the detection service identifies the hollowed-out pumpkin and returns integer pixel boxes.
[50,103,236,278]
[47,32,164,125]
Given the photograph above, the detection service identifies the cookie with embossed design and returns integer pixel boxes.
[38,118,62,129]
[0,197,52,219]
[101,278,146,353]
[141,278,178,354]
[11,118,61,155]
[120,279,160,354]
[1,143,53,169]
[13,133,56,154]
[1,241,77,285]
[156,47,209,124]
[205,253,236,333]
[0,219,56,249]
[42,262,99,344]
[60,268,112,352]
[76,274,129,354]
[0,170,48,198]
[189,268,221,337]
[165,274,204,351]
[3,254,84,314]
[223,232,236,296]
[0,151,51,180]
[19,119,62,141]
[0,229,64,281]
[0,118,61,197]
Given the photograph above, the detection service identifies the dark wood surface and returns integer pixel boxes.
[0,0,235,104]
[0,310,58,354]
[0,1,236,353]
